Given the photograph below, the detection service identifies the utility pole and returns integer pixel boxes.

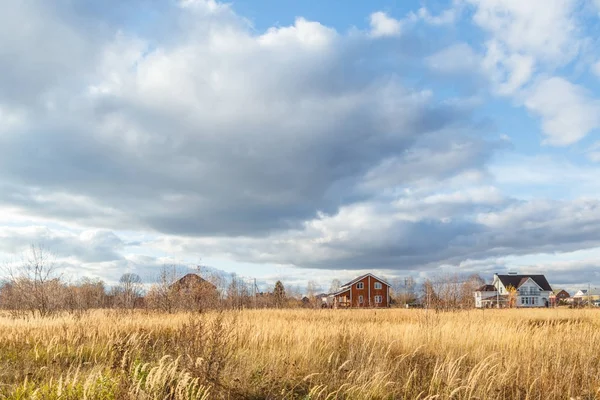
[403,277,408,307]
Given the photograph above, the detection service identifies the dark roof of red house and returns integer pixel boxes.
[170,273,216,290]
[496,274,552,291]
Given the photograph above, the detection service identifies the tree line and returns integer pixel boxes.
[0,246,305,316]
[0,246,486,316]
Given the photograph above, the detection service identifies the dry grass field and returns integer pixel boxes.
[0,308,599,399]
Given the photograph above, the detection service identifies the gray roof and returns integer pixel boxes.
[496,274,552,291]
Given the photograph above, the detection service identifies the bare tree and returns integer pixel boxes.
[391,276,416,307]
[63,277,107,314]
[329,279,342,294]
[115,273,143,309]
[305,280,320,307]
[273,280,286,308]
[421,279,438,310]
[146,265,180,313]
[78,277,107,309]
[226,273,251,310]
[2,245,63,316]
[460,274,485,308]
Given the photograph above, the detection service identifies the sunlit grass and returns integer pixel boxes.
[0,308,598,399]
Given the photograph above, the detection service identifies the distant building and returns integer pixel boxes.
[572,289,600,306]
[332,273,390,308]
[549,289,570,306]
[170,273,216,292]
[315,293,333,308]
[474,284,498,308]
[169,273,219,309]
[474,273,552,308]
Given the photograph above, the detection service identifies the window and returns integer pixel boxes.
[374,295,382,303]
[374,282,382,289]
[358,295,364,304]
[356,282,364,289]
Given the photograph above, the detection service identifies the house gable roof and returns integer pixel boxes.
[340,273,390,289]
[496,274,552,291]
[332,287,351,296]
[476,284,497,292]
[170,273,216,290]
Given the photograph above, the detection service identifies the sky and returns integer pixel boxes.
[2,0,600,294]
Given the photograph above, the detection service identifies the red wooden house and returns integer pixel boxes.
[332,273,391,308]
[549,289,570,306]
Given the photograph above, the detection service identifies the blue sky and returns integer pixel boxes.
[1,0,600,294]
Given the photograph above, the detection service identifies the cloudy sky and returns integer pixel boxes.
[2,0,600,293]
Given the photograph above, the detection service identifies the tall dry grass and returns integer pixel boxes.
[0,308,599,399]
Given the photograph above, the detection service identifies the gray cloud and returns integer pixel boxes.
[2,0,599,289]
[0,227,124,263]
[0,2,492,237]
[147,196,600,276]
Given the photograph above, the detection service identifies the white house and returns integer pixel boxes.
[572,289,600,306]
[474,273,552,308]
[474,284,498,308]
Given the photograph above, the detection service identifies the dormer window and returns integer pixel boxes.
[356,282,364,289]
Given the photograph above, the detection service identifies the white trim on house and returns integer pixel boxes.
[368,275,371,306]
[387,285,390,305]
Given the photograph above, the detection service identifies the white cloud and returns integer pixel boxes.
[411,7,457,25]
[592,60,600,78]
[0,105,25,133]
[525,77,600,146]
[426,43,481,74]
[585,141,600,163]
[467,0,580,94]
[259,18,337,48]
[468,0,578,63]
[492,155,600,193]
[369,12,401,37]
[482,42,535,95]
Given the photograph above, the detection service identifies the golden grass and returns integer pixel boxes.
[0,308,599,399]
